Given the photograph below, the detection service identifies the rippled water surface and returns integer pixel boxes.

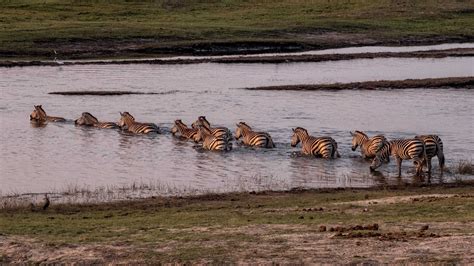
[1,56,473,194]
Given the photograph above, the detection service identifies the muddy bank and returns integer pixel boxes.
[1,48,473,68]
[1,34,473,61]
[1,183,473,264]
[244,77,474,91]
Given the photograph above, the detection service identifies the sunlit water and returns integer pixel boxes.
[0,56,473,195]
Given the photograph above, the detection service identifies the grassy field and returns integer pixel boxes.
[1,184,473,263]
[1,0,473,59]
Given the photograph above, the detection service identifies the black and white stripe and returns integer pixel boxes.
[235,122,275,148]
[30,105,66,123]
[75,112,119,129]
[291,127,340,159]
[171,119,198,140]
[415,134,445,175]
[370,138,427,177]
[118,112,160,134]
[195,125,232,151]
[193,116,232,141]
[350,130,388,159]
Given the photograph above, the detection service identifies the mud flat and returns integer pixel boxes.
[1,182,473,264]
[244,77,474,91]
[1,48,473,68]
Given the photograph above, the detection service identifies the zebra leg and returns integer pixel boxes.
[427,157,432,179]
[396,157,402,177]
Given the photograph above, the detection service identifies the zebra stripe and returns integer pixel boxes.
[171,119,198,140]
[118,112,160,134]
[75,112,119,129]
[196,125,232,151]
[291,127,340,159]
[350,130,387,158]
[30,105,66,123]
[235,122,275,148]
[194,116,232,141]
[370,138,427,177]
[415,134,445,175]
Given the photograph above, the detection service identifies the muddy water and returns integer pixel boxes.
[0,57,473,195]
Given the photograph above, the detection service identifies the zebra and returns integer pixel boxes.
[74,112,119,129]
[118,112,160,134]
[235,122,275,148]
[193,125,232,151]
[290,127,340,159]
[415,134,445,175]
[370,139,427,177]
[193,116,232,141]
[171,119,198,140]
[30,105,66,123]
[350,130,388,159]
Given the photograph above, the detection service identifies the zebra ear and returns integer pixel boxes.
[236,123,239,127]
[119,112,123,116]
[350,131,354,136]
[292,128,295,132]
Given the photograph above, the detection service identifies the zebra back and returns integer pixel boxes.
[236,122,274,148]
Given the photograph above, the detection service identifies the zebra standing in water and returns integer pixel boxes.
[171,119,198,140]
[193,125,232,151]
[30,105,66,123]
[118,112,160,134]
[415,134,445,175]
[235,122,275,148]
[75,112,119,129]
[370,139,427,177]
[350,131,388,159]
[193,116,232,141]
[290,127,340,159]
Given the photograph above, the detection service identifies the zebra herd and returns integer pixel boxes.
[30,105,445,178]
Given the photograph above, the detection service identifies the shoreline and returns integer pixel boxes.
[1,181,473,263]
[244,77,474,91]
[1,46,473,68]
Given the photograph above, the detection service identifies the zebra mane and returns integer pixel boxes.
[83,112,99,122]
[293,127,308,134]
[121,112,135,121]
[237,122,251,130]
[354,130,368,138]
[175,119,187,126]
[34,105,47,118]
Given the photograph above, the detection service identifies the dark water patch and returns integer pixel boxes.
[245,77,474,91]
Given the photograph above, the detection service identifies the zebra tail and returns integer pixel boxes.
[438,151,445,169]
[267,135,276,148]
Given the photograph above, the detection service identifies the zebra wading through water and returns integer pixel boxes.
[193,116,232,141]
[370,138,427,177]
[235,122,275,148]
[171,119,198,140]
[350,130,388,159]
[75,112,119,129]
[290,127,340,159]
[415,134,445,176]
[193,125,232,151]
[118,112,160,134]
[30,105,66,123]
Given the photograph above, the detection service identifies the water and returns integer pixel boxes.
[0,56,473,195]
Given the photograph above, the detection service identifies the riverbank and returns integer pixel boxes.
[1,47,473,68]
[1,182,473,263]
[1,1,473,60]
[244,77,474,91]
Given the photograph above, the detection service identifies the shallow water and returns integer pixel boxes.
[0,56,473,194]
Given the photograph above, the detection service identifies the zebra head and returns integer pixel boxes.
[171,119,184,135]
[75,112,99,126]
[350,130,367,151]
[118,112,135,128]
[235,122,251,140]
[197,116,211,128]
[30,105,47,122]
[291,127,307,147]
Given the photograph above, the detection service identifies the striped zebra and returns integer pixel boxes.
[193,125,232,151]
[370,139,427,177]
[30,105,66,123]
[75,112,119,129]
[235,122,275,148]
[415,134,445,175]
[118,112,160,134]
[350,130,388,159]
[171,119,198,140]
[290,127,340,159]
[193,116,232,141]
